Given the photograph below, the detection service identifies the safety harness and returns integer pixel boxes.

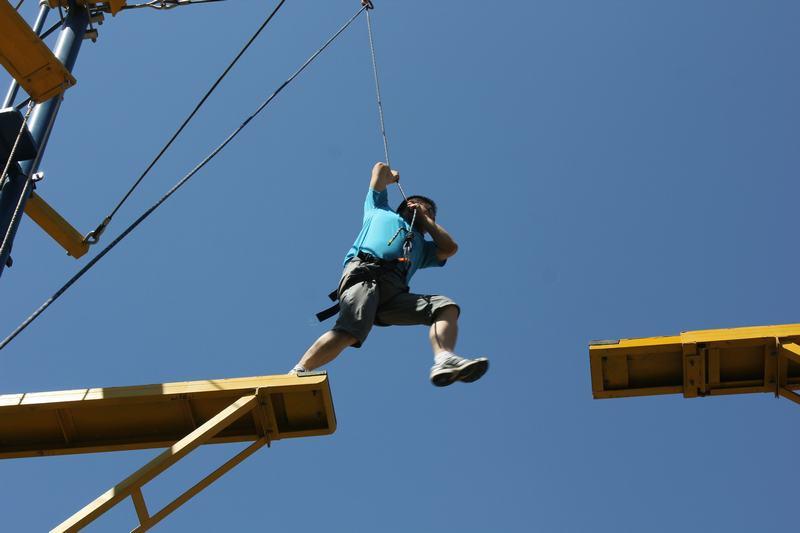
[316,251,408,322]
[316,213,417,323]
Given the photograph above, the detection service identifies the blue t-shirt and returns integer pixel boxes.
[344,188,445,281]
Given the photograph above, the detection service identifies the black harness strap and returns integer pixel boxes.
[316,302,341,323]
[316,252,405,322]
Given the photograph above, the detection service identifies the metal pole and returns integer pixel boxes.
[0,3,88,277]
[2,2,52,109]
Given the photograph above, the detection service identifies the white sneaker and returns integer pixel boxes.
[288,365,307,375]
[429,355,489,387]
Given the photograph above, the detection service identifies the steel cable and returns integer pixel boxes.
[365,7,408,202]
[83,0,287,246]
[0,102,35,264]
[0,4,369,351]
[365,3,417,250]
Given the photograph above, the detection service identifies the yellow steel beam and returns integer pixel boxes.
[0,373,336,459]
[24,191,89,259]
[131,488,149,525]
[589,323,800,402]
[779,343,800,365]
[0,374,335,531]
[778,343,800,405]
[0,0,76,103]
[132,437,269,532]
[52,394,259,532]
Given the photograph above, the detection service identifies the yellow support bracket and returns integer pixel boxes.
[589,324,800,403]
[0,0,76,103]
[24,191,89,259]
[777,343,800,405]
[53,395,264,533]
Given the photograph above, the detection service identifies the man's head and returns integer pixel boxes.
[396,195,437,227]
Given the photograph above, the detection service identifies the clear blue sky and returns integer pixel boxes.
[2,0,799,531]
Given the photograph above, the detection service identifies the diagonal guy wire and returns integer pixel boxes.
[84,0,287,245]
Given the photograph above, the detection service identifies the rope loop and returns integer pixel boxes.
[83,216,111,245]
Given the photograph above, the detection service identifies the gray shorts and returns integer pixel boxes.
[332,257,459,348]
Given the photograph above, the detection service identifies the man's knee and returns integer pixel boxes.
[433,303,460,322]
[330,329,359,348]
[339,331,358,346]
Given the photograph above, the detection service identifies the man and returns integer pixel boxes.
[290,162,488,387]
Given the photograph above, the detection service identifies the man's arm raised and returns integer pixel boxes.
[369,162,400,192]
[427,223,459,261]
[415,204,458,261]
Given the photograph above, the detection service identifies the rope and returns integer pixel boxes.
[83,0,287,246]
[0,102,35,264]
[365,1,416,251]
[365,5,408,201]
[365,10,390,169]
[0,4,369,351]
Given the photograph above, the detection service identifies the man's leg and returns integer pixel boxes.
[377,294,488,387]
[427,304,488,386]
[291,264,377,374]
[294,330,357,372]
[429,304,459,354]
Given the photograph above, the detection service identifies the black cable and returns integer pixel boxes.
[14,97,32,111]
[39,19,63,41]
[0,4,369,351]
[83,0,287,245]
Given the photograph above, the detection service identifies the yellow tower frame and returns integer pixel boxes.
[0,0,76,103]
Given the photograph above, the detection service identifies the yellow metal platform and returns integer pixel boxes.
[0,372,335,459]
[0,0,76,103]
[589,324,800,404]
[1,373,336,532]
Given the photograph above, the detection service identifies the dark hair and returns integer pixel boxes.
[396,195,437,222]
